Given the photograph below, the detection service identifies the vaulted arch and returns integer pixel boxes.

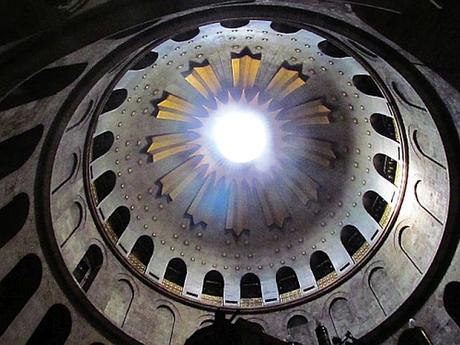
[163,258,187,294]
[340,225,368,263]
[73,244,103,292]
[310,251,337,289]
[128,235,154,273]
[276,267,300,301]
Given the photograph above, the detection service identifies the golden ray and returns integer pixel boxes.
[226,179,250,235]
[185,64,222,98]
[160,156,206,200]
[282,99,331,125]
[148,132,199,162]
[232,54,261,89]
[254,179,290,228]
[266,67,306,99]
[156,94,203,123]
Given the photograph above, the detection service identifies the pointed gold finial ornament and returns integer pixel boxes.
[148,49,334,236]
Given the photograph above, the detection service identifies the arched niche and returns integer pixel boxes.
[93,170,116,203]
[340,225,368,263]
[368,267,400,316]
[370,113,398,142]
[163,258,187,294]
[92,131,114,161]
[106,206,130,241]
[202,270,224,305]
[444,281,460,327]
[72,244,103,292]
[0,254,42,336]
[329,297,354,339]
[0,125,44,180]
[287,315,312,344]
[363,190,390,227]
[104,279,134,327]
[276,267,300,302]
[310,251,337,289]
[0,193,29,249]
[240,273,262,307]
[128,235,154,273]
[26,304,71,345]
[155,305,175,345]
[373,153,398,184]
[0,64,87,111]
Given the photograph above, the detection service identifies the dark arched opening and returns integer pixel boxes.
[444,281,460,327]
[163,258,187,294]
[310,251,336,288]
[0,254,42,336]
[129,235,154,273]
[240,273,262,299]
[340,225,368,262]
[276,266,300,297]
[26,304,71,345]
[72,244,103,292]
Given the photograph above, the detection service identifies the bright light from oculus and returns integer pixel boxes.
[212,107,268,163]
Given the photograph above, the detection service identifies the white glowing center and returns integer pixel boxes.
[212,108,268,163]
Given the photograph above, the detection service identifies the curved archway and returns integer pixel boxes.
[129,235,154,273]
[73,244,103,292]
[163,258,187,294]
[202,270,224,298]
[310,251,337,289]
[240,273,262,307]
[26,304,71,345]
[276,267,300,301]
[340,225,368,262]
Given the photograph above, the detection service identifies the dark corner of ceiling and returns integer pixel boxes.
[351,0,460,91]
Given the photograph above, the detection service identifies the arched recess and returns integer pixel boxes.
[93,170,116,203]
[444,281,460,327]
[373,153,399,185]
[287,315,311,344]
[276,267,300,302]
[106,206,130,242]
[73,244,103,292]
[398,226,423,274]
[155,306,175,345]
[104,279,134,327]
[329,298,354,339]
[352,75,383,98]
[363,191,390,228]
[131,52,158,70]
[163,258,186,294]
[0,125,44,180]
[26,304,71,345]
[58,201,84,248]
[0,193,29,249]
[318,40,350,58]
[0,254,42,336]
[370,113,398,142]
[310,251,337,289]
[128,235,154,273]
[368,267,400,316]
[240,273,262,307]
[201,270,224,305]
[92,131,114,161]
[340,225,369,263]
[0,63,87,111]
[398,327,433,345]
[101,89,127,113]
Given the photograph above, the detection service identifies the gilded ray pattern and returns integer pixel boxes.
[148,51,335,236]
